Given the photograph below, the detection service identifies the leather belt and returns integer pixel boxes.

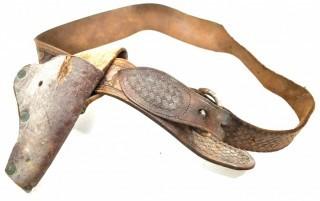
[5,4,315,192]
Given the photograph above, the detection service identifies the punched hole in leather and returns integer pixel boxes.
[6,3,314,192]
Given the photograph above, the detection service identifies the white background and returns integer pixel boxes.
[0,0,319,200]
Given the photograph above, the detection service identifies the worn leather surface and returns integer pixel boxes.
[33,3,314,152]
[95,59,255,170]
[119,67,227,138]
[6,3,315,192]
[7,56,104,191]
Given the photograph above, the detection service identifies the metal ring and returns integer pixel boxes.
[197,88,219,106]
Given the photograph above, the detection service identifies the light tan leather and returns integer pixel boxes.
[34,3,314,152]
[6,3,315,192]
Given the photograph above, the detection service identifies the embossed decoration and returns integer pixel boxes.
[192,132,254,168]
[119,67,190,118]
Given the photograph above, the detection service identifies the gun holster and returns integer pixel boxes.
[5,4,314,192]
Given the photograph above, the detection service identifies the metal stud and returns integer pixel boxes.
[5,163,16,175]
[23,185,33,193]
[80,108,85,114]
[199,109,207,117]
[17,69,26,79]
[20,110,30,122]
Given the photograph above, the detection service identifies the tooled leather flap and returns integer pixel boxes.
[118,67,228,138]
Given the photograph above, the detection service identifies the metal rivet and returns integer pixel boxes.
[80,107,86,114]
[17,69,26,79]
[5,163,16,175]
[20,111,30,122]
[199,109,207,117]
[23,184,33,193]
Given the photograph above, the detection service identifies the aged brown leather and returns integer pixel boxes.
[6,3,315,192]
[95,59,255,171]
[8,56,105,191]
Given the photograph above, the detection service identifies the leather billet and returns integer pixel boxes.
[6,4,315,192]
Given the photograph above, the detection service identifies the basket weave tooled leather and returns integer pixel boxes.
[5,4,314,192]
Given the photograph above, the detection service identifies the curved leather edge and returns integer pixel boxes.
[32,4,314,151]
[7,55,105,191]
[94,59,255,170]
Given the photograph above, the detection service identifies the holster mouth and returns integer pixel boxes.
[6,55,104,192]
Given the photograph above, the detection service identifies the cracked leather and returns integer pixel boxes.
[8,56,104,191]
[6,4,315,192]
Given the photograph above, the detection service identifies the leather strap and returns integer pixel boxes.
[94,58,256,170]
[6,3,315,192]
[34,3,314,152]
